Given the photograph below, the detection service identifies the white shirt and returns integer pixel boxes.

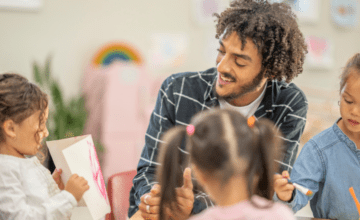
[219,85,267,118]
[0,154,77,220]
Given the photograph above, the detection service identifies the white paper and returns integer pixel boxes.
[47,135,111,220]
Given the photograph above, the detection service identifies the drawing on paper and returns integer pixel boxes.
[88,141,108,204]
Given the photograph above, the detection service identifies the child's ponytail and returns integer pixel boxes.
[156,126,188,220]
[246,118,283,206]
[255,119,281,200]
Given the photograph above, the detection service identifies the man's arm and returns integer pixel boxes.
[276,94,308,174]
[128,76,177,218]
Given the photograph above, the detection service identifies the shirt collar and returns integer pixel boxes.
[333,118,358,152]
[205,70,218,101]
[261,80,274,112]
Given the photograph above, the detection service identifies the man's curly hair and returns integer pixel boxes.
[214,0,307,83]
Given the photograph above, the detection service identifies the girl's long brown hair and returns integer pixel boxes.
[156,108,283,220]
[0,73,49,160]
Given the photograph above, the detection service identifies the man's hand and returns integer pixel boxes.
[139,168,194,220]
[274,171,295,202]
[139,184,161,220]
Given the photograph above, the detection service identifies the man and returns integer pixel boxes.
[129,0,308,219]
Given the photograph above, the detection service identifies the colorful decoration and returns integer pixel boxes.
[149,33,189,69]
[331,0,358,28]
[92,43,143,67]
[305,35,334,70]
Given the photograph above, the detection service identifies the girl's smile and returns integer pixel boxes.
[348,119,360,126]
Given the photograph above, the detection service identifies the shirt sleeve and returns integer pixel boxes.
[128,76,177,218]
[273,139,325,213]
[128,75,213,217]
[0,162,77,220]
[277,94,308,173]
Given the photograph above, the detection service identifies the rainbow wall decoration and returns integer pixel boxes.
[92,43,143,67]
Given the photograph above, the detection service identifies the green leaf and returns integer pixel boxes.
[44,56,52,84]
[50,82,64,109]
[33,56,106,160]
[33,62,43,86]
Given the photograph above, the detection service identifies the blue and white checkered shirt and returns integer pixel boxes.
[128,67,308,217]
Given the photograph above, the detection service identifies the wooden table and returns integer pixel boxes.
[297,217,334,220]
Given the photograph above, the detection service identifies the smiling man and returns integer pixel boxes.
[129,0,308,219]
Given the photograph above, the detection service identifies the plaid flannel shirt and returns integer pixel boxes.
[128,67,308,217]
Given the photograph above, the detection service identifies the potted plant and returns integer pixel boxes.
[33,57,105,172]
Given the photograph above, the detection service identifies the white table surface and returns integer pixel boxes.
[71,207,106,220]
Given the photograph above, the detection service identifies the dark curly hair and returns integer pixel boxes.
[214,0,308,83]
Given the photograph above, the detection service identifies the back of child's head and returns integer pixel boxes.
[340,53,360,92]
[156,108,283,220]
[0,73,48,144]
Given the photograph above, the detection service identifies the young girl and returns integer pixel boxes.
[274,53,360,220]
[0,73,89,219]
[156,108,295,220]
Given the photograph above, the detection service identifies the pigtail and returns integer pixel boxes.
[156,126,188,220]
[246,118,283,208]
[255,119,281,199]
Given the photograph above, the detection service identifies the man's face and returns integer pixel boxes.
[214,31,266,103]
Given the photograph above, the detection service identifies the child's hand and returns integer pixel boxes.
[52,168,65,190]
[65,174,90,202]
[274,171,295,202]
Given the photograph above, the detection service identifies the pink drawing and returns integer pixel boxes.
[88,141,109,204]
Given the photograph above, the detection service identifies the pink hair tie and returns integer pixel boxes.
[186,124,195,136]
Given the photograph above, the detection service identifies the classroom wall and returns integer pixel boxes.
[0,0,225,99]
[0,0,359,151]
[1,0,359,95]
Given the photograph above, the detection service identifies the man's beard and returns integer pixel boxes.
[214,69,265,103]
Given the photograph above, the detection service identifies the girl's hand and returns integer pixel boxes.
[52,168,65,190]
[65,174,90,202]
[274,171,295,202]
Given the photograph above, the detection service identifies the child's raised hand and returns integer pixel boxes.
[274,171,295,202]
[64,174,90,202]
[52,168,65,190]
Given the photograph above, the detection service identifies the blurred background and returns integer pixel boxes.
[0,0,359,188]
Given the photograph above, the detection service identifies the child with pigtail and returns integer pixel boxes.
[156,108,295,220]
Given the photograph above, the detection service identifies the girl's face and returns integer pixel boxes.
[12,107,49,157]
[339,72,360,135]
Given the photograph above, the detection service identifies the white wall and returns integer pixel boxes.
[0,0,359,132]
[1,0,359,98]
[0,0,224,99]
